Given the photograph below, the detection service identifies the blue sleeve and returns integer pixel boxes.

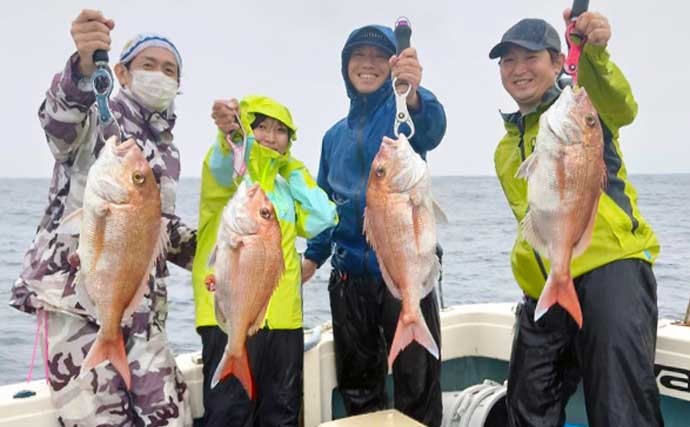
[304,133,335,267]
[283,158,338,239]
[208,129,236,188]
[409,86,447,153]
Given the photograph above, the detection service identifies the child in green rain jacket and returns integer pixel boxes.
[192,95,337,426]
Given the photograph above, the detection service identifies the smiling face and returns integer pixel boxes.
[252,117,290,155]
[347,45,391,94]
[499,44,564,113]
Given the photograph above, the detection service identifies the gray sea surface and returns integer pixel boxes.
[1,175,687,385]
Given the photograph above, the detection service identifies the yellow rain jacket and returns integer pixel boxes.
[494,44,660,300]
[192,95,338,329]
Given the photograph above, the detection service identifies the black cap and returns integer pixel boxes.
[489,18,561,59]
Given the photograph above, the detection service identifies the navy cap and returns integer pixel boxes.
[489,18,561,59]
[343,26,396,61]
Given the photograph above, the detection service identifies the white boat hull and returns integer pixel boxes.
[1,303,689,426]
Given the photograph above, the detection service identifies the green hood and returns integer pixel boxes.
[238,95,298,142]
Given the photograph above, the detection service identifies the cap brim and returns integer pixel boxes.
[488,40,549,59]
[344,40,395,57]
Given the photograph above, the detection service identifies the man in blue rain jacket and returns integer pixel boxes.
[302,24,447,426]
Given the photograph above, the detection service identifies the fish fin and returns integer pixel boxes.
[378,260,401,300]
[387,314,440,370]
[363,207,402,299]
[432,199,448,224]
[362,207,371,240]
[515,153,538,179]
[520,211,549,258]
[572,197,600,259]
[600,163,608,191]
[123,276,150,321]
[362,207,379,252]
[421,256,441,298]
[535,272,583,329]
[208,245,218,267]
[213,298,228,334]
[74,273,98,319]
[81,332,131,390]
[277,256,286,278]
[123,223,166,320]
[56,208,83,235]
[211,349,255,400]
[248,303,269,336]
[93,176,129,204]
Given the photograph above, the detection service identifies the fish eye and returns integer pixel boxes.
[585,114,597,127]
[375,166,385,178]
[132,171,145,185]
[260,207,272,220]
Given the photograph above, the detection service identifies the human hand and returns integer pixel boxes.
[70,9,115,76]
[301,258,318,284]
[563,9,611,47]
[212,98,241,135]
[390,47,422,110]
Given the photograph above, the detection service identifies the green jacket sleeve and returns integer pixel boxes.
[578,43,638,132]
[280,156,338,239]
[191,132,242,328]
[195,132,239,277]
[199,132,239,224]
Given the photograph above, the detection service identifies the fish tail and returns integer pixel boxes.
[211,349,255,399]
[388,314,440,369]
[535,272,583,328]
[81,332,131,389]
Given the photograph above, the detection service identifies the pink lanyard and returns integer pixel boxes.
[27,309,50,384]
[226,112,248,179]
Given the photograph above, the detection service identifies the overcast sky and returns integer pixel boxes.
[1,0,688,177]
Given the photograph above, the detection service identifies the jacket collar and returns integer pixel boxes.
[500,84,562,127]
[112,89,177,142]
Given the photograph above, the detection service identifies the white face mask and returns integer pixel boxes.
[129,70,179,112]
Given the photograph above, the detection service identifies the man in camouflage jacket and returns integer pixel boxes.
[9,10,196,426]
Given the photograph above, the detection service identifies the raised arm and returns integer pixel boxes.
[40,10,115,163]
[566,9,637,131]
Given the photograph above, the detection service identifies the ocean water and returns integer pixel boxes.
[1,175,688,385]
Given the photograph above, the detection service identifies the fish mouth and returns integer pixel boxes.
[113,139,137,157]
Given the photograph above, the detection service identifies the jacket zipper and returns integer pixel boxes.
[355,101,369,273]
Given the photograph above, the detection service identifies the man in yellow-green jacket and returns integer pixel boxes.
[490,9,662,427]
[192,95,338,426]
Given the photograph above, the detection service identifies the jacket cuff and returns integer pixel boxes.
[304,246,329,268]
[582,43,609,64]
[59,53,96,108]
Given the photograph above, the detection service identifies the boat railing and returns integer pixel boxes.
[684,298,690,326]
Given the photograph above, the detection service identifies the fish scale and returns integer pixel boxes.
[56,136,166,390]
[517,86,606,328]
[364,134,444,368]
[209,182,284,400]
